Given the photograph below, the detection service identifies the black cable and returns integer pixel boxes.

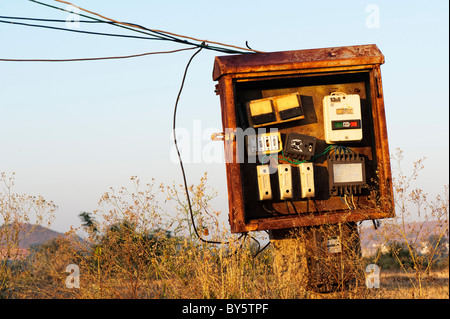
[0,19,161,41]
[249,235,261,254]
[0,15,114,23]
[28,0,252,54]
[289,200,299,214]
[312,199,322,214]
[172,45,230,245]
[0,17,241,56]
[285,201,291,214]
[0,47,196,62]
[262,202,288,215]
[253,241,271,258]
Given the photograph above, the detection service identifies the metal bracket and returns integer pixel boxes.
[211,131,235,141]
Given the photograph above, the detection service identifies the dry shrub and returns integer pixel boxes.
[0,172,57,298]
[2,148,448,299]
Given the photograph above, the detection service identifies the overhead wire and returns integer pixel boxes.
[27,0,258,54]
[0,47,196,62]
[0,15,115,23]
[1,1,262,250]
[28,0,177,42]
[0,18,162,41]
[52,0,262,54]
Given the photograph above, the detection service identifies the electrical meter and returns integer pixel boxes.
[323,92,362,144]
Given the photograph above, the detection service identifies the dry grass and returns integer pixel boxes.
[1,150,449,299]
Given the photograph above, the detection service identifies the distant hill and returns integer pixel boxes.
[0,223,72,249]
[359,220,449,257]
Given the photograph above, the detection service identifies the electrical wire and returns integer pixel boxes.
[0,15,116,23]
[249,235,261,255]
[172,45,233,245]
[312,199,322,213]
[0,19,162,41]
[28,0,257,54]
[262,202,288,215]
[28,0,173,42]
[1,1,262,248]
[253,241,271,258]
[289,200,299,214]
[0,47,196,62]
[350,194,357,209]
[52,0,262,54]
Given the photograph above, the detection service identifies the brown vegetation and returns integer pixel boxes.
[1,150,448,299]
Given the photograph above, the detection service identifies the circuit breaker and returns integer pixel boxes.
[247,93,305,127]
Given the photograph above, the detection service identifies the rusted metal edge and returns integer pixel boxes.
[213,44,384,81]
[237,209,390,233]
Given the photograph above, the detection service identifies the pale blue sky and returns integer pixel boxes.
[1,0,448,232]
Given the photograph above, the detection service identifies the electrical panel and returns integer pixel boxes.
[323,93,363,144]
[213,44,394,233]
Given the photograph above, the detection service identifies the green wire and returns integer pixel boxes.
[281,150,304,165]
[310,145,334,161]
[261,143,353,166]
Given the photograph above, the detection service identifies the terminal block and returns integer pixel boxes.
[327,153,366,196]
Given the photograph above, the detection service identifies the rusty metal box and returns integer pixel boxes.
[213,44,394,233]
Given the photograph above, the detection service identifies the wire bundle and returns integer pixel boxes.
[1,0,268,255]
[261,144,354,166]
[0,0,260,62]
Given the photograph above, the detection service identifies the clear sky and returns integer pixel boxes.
[0,0,448,232]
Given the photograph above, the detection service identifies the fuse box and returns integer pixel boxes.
[213,44,394,233]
